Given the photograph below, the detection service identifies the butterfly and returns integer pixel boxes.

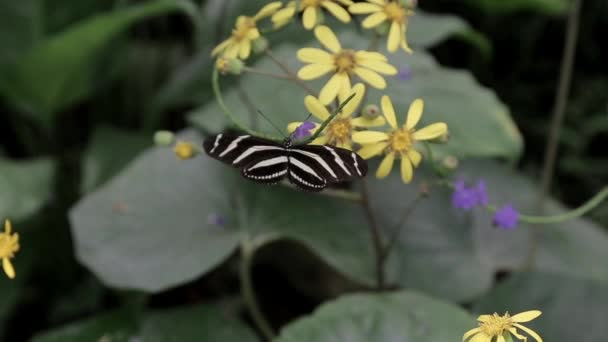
[203,132,368,192]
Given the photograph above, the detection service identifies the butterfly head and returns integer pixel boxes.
[283,137,293,149]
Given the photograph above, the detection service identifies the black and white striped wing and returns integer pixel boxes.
[203,133,288,184]
[287,145,367,191]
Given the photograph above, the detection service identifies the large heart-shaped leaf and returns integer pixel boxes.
[30,311,136,342]
[0,0,42,67]
[0,157,54,221]
[473,271,608,342]
[275,290,474,342]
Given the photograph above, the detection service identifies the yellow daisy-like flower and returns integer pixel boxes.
[297,25,398,105]
[211,2,283,59]
[287,83,385,149]
[272,0,353,30]
[349,0,414,53]
[271,1,297,28]
[174,141,198,160]
[0,220,20,279]
[463,310,543,342]
[352,96,447,183]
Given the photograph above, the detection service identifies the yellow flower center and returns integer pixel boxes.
[0,233,18,258]
[326,117,352,145]
[334,50,356,73]
[232,17,256,41]
[384,2,406,23]
[479,313,514,337]
[301,0,322,7]
[388,127,413,153]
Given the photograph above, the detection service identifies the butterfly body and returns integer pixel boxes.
[203,133,367,192]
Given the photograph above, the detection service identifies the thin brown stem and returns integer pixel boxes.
[381,194,425,261]
[236,81,259,129]
[529,0,582,268]
[360,178,386,290]
[243,67,293,80]
[265,49,316,95]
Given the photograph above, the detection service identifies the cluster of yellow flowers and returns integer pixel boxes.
[212,0,447,184]
[0,220,20,279]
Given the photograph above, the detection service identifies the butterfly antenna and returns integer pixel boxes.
[257,109,287,138]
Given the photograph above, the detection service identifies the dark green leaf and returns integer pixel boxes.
[465,0,570,15]
[30,311,136,342]
[0,0,43,67]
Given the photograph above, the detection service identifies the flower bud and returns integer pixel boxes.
[252,37,269,54]
[154,130,175,147]
[431,130,450,144]
[173,141,198,160]
[400,0,417,9]
[375,22,390,36]
[362,104,381,119]
[442,155,459,171]
[216,57,244,75]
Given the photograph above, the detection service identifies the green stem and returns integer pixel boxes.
[240,239,275,341]
[360,178,386,290]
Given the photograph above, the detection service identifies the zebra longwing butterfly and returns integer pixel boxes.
[203,132,367,192]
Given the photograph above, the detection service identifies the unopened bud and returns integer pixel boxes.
[154,130,175,146]
[375,22,390,36]
[252,37,269,54]
[362,104,381,119]
[216,57,243,75]
[173,141,198,160]
[442,155,459,170]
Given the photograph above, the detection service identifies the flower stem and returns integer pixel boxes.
[243,67,293,80]
[380,193,425,261]
[360,178,386,290]
[264,49,316,95]
[240,238,275,341]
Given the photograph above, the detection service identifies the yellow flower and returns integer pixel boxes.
[349,0,414,53]
[352,96,447,183]
[174,141,198,160]
[211,2,283,59]
[271,1,297,28]
[463,310,543,342]
[297,25,398,105]
[273,0,354,30]
[0,220,20,279]
[287,83,385,149]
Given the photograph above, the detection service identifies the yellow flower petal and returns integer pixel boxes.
[239,41,251,59]
[254,1,283,20]
[412,123,448,141]
[353,67,386,89]
[408,149,422,167]
[223,45,239,59]
[319,72,346,105]
[349,3,381,13]
[376,152,395,178]
[365,0,386,5]
[337,141,352,150]
[352,131,389,144]
[356,59,397,75]
[315,25,341,53]
[298,64,336,80]
[400,156,413,183]
[362,11,388,28]
[463,327,481,342]
[405,98,424,129]
[351,116,386,127]
[303,6,317,30]
[211,39,231,56]
[2,258,15,279]
[321,2,351,23]
[380,95,398,129]
[304,95,331,120]
[340,83,365,117]
[400,23,413,54]
[357,142,388,159]
[387,21,401,53]
[338,74,352,103]
[355,51,388,61]
[298,48,334,64]
[272,6,296,23]
[246,27,260,40]
[311,135,329,145]
[509,327,527,341]
[4,220,11,234]
[497,335,506,342]
[477,315,492,322]
[513,324,543,342]
[335,0,354,6]
[470,333,492,342]
[511,310,542,323]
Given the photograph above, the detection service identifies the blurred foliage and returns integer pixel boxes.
[0,0,606,341]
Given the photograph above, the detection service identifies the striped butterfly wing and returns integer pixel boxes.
[287,145,367,191]
[203,133,288,184]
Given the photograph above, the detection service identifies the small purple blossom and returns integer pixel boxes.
[397,66,412,81]
[207,213,226,227]
[293,121,315,139]
[451,180,488,210]
[493,204,519,230]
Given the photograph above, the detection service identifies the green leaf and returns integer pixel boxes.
[275,291,474,342]
[0,0,199,124]
[473,271,608,342]
[188,34,522,160]
[30,311,136,342]
[408,11,470,48]
[465,0,570,15]
[0,0,43,67]
[140,304,258,341]
[80,126,150,194]
[0,157,54,221]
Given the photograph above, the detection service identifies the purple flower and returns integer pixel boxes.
[293,121,315,139]
[207,213,226,227]
[451,180,488,210]
[397,66,412,81]
[493,204,519,229]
